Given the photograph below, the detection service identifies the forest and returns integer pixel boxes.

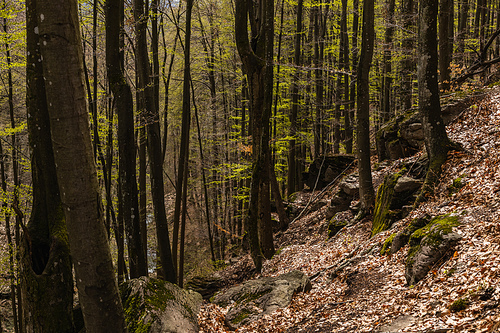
[1,0,500,331]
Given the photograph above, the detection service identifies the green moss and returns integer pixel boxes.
[231,308,254,325]
[449,297,469,312]
[381,233,396,255]
[410,215,459,248]
[449,174,467,195]
[372,173,402,237]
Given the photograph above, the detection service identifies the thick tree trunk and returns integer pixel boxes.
[234,0,275,270]
[356,0,376,215]
[416,0,454,205]
[36,0,127,331]
[23,1,74,330]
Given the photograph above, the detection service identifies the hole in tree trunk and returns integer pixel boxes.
[31,240,50,275]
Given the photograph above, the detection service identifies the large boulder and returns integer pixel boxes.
[121,277,202,333]
[213,270,312,330]
[405,215,462,286]
[302,155,356,190]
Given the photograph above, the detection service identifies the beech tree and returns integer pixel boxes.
[356,0,376,215]
[415,0,457,204]
[234,0,276,271]
[35,0,126,330]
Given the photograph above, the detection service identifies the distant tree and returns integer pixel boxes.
[36,0,127,330]
[439,0,453,91]
[106,0,148,279]
[356,0,376,216]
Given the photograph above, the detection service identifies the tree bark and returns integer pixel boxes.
[106,0,148,279]
[356,0,376,215]
[135,0,176,283]
[439,0,453,91]
[36,0,127,330]
[23,1,75,330]
[415,0,454,205]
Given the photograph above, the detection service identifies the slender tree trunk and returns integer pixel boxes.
[381,0,395,124]
[401,0,415,110]
[288,0,303,197]
[135,0,176,283]
[439,0,453,91]
[357,0,376,215]
[107,0,147,278]
[173,0,193,278]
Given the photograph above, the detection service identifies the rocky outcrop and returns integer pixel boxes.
[376,92,480,161]
[325,174,359,220]
[372,173,423,237]
[302,155,356,190]
[405,215,462,286]
[185,275,223,300]
[212,270,312,330]
[121,277,202,333]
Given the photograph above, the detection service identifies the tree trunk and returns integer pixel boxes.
[400,0,416,110]
[23,1,75,330]
[415,0,454,205]
[36,0,127,330]
[106,0,148,279]
[234,0,275,270]
[381,0,395,124]
[288,0,303,197]
[135,0,176,283]
[439,0,453,91]
[356,0,376,215]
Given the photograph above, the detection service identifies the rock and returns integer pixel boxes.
[325,191,352,220]
[185,275,223,300]
[394,176,423,193]
[302,155,356,190]
[328,216,348,239]
[372,173,401,237]
[376,315,415,332]
[309,200,327,212]
[339,174,359,197]
[213,270,311,330]
[390,214,431,254]
[121,277,202,333]
[405,215,462,286]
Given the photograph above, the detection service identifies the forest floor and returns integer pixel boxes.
[198,87,500,332]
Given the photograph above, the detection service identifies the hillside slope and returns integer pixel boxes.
[199,87,500,332]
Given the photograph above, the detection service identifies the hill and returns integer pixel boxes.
[198,87,500,333]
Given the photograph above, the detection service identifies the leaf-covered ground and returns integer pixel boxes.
[199,87,500,332]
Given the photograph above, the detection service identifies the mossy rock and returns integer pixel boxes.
[405,215,462,285]
[381,233,396,255]
[120,277,202,333]
[328,217,348,239]
[372,173,402,237]
[390,214,431,254]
